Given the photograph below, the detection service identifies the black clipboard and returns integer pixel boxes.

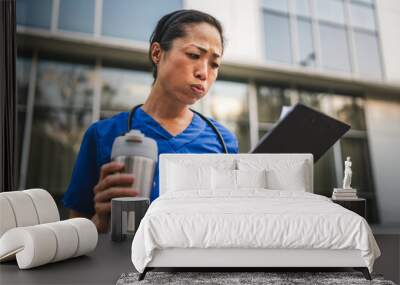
[250,103,350,163]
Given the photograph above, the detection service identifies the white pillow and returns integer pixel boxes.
[167,162,211,191]
[236,169,267,189]
[266,163,307,191]
[212,169,268,190]
[212,168,236,190]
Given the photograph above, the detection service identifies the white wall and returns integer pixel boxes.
[365,97,400,224]
[376,0,400,83]
[184,0,263,63]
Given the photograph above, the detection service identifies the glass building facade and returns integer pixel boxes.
[261,0,383,77]
[15,0,390,223]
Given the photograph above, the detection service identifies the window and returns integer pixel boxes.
[208,81,250,153]
[261,0,289,13]
[34,61,94,109]
[354,32,382,78]
[297,18,316,67]
[353,0,374,4]
[26,59,94,200]
[319,24,351,72]
[16,57,32,182]
[290,92,367,130]
[350,1,376,31]
[316,0,345,25]
[100,67,153,116]
[257,86,290,123]
[324,95,367,130]
[101,0,182,42]
[16,0,52,29]
[294,0,311,17]
[58,0,95,34]
[260,0,381,79]
[17,58,31,106]
[263,12,292,64]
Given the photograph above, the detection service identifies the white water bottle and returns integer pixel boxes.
[110,130,158,199]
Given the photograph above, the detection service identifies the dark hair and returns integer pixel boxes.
[149,9,224,81]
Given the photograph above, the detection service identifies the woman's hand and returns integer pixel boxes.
[92,161,138,233]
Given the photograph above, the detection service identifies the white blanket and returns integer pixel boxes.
[131,190,380,273]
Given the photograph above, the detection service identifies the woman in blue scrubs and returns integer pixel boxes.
[63,10,238,232]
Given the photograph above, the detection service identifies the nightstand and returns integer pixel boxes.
[331,198,366,219]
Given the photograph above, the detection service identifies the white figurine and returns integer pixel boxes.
[342,156,352,189]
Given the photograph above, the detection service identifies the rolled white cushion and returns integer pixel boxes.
[42,221,79,262]
[0,196,17,237]
[0,192,39,227]
[0,218,98,269]
[0,226,57,269]
[24,189,60,223]
[66,218,98,257]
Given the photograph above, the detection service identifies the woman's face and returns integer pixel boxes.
[153,22,222,105]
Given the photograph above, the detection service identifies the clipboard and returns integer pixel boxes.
[250,103,351,163]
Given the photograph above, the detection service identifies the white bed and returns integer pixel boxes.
[131,154,380,280]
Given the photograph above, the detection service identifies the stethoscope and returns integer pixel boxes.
[128,104,228,153]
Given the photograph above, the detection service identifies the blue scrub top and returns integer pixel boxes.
[63,107,238,216]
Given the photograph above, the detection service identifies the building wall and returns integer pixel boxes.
[185,0,263,63]
[376,0,400,83]
[365,97,400,224]
[367,0,400,224]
